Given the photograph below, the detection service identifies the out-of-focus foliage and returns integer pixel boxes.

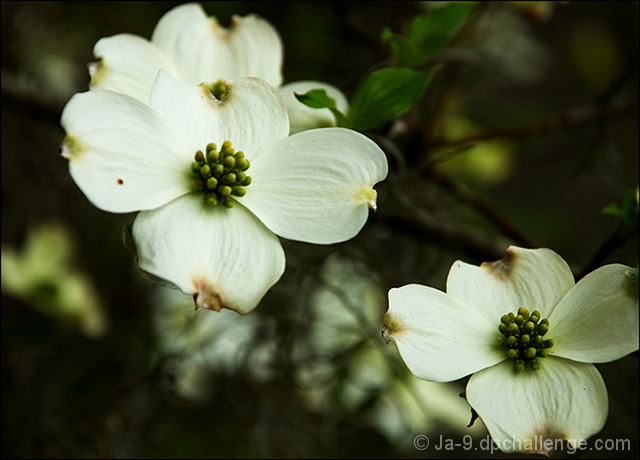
[2,1,638,458]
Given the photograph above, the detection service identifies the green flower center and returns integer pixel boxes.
[497,307,554,371]
[190,140,252,208]
[208,79,227,100]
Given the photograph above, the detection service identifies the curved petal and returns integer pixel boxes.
[382,284,506,382]
[149,71,289,159]
[279,80,350,134]
[549,264,639,363]
[446,246,575,323]
[151,4,283,88]
[467,358,608,455]
[240,127,388,244]
[132,193,286,315]
[89,34,183,104]
[60,90,191,213]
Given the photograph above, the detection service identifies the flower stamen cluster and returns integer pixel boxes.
[190,140,251,208]
[497,307,554,371]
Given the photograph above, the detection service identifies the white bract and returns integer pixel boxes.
[382,246,639,455]
[89,2,347,134]
[60,72,387,315]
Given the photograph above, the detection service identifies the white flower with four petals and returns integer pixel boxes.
[89,2,348,134]
[60,72,387,314]
[383,246,639,455]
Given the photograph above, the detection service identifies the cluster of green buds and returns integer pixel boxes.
[190,140,252,208]
[497,307,554,371]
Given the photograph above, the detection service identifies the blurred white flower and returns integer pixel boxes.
[89,2,348,134]
[296,253,485,445]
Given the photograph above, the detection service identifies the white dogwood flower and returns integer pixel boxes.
[60,72,387,315]
[89,2,347,133]
[382,246,639,455]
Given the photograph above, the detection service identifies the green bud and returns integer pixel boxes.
[222,197,234,208]
[213,164,225,177]
[206,194,218,206]
[234,151,245,160]
[221,140,232,151]
[532,335,543,347]
[530,359,541,371]
[536,349,548,358]
[222,173,236,184]
[235,171,247,183]
[508,323,519,335]
[219,185,232,196]
[537,324,549,336]
[515,315,525,327]
[524,347,537,358]
[200,164,211,179]
[241,159,251,171]
[241,176,252,186]
[514,360,526,371]
[520,334,530,346]
[236,158,249,170]
[508,312,515,321]
[507,335,518,347]
[539,318,550,327]
[498,323,509,335]
[542,339,554,348]
[497,336,507,347]
[191,162,201,174]
[501,315,511,325]
[232,187,246,197]
[224,156,236,168]
[206,142,217,154]
[532,310,542,320]
[195,150,205,164]
[524,321,535,334]
[507,348,519,359]
[207,149,219,163]
[517,308,530,320]
[206,177,218,190]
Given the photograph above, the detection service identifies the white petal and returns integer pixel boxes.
[90,34,182,104]
[279,80,350,134]
[240,127,388,244]
[467,358,608,455]
[383,284,506,382]
[151,4,283,88]
[446,246,575,323]
[549,264,639,363]
[132,193,286,315]
[149,72,289,159]
[60,90,191,213]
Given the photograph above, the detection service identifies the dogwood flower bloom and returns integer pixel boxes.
[60,72,387,315]
[89,2,347,133]
[382,246,639,455]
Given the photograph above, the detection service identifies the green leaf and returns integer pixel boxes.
[381,27,428,68]
[294,89,337,109]
[294,89,352,128]
[408,2,477,61]
[348,67,438,132]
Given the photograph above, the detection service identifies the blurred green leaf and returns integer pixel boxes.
[348,67,438,132]
[409,2,477,58]
[383,2,477,67]
[381,27,427,68]
[294,89,352,128]
[603,186,639,236]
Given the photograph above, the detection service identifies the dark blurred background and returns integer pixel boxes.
[2,1,638,458]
